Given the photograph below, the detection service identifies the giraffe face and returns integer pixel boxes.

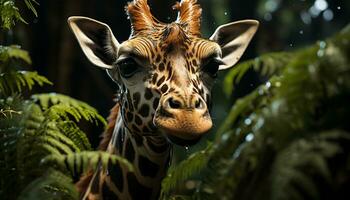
[110,32,222,144]
[68,0,258,146]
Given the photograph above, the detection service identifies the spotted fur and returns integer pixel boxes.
[69,0,258,199]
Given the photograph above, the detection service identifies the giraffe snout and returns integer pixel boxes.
[154,93,212,145]
[165,95,206,110]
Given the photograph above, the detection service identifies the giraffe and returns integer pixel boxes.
[68,0,258,199]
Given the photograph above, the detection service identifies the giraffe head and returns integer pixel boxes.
[68,0,258,146]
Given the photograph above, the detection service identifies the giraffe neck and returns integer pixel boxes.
[84,105,171,200]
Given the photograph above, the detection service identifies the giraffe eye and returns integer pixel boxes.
[201,58,222,78]
[117,58,140,78]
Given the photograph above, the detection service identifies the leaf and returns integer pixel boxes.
[223,52,294,96]
[18,170,78,200]
[0,71,52,95]
[42,151,134,176]
[161,144,212,198]
[0,0,26,30]
[0,45,32,64]
[24,0,39,17]
[32,93,107,126]
[0,0,38,30]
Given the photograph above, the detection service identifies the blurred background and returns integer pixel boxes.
[1,0,349,150]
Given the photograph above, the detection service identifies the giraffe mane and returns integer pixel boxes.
[126,0,163,35]
[173,0,202,37]
[98,103,120,151]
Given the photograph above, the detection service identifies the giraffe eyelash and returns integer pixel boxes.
[200,58,223,78]
[117,58,142,78]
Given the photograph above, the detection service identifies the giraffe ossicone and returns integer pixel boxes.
[68,0,258,199]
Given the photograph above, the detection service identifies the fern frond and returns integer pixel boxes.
[161,144,212,198]
[271,130,350,200]
[223,52,294,96]
[43,151,134,176]
[0,0,38,30]
[0,0,26,30]
[57,121,92,150]
[0,71,52,95]
[24,0,39,17]
[32,93,107,126]
[0,45,31,65]
[18,169,78,200]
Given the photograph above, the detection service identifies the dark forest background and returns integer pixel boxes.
[1,0,349,148]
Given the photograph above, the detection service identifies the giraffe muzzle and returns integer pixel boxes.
[154,94,213,145]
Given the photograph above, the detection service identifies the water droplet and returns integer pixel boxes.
[245,133,254,142]
[265,0,279,12]
[264,13,272,21]
[337,6,341,10]
[289,43,293,47]
[314,0,328,11]
[258,88,264,95]
[184,146,189,151]
[224,12,228,16]
[317,50,324,57]
[266,81,271,88]
[221,134,229,141]
[300,11,312,24]
[323,9,334,21]
[309,6,321,17]
[244,118,252,125]
[299,30,304,35]
[319,41,326,48]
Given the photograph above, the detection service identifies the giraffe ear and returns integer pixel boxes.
[68,16,119,69]
[210,20,259,70]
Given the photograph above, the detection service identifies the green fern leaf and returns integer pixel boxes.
[0,0,26,30]
[0,45,31,64]
[18,169,78,200]
[271,130,350,200]
[43,151,134,176]
[0,71,52,95]
[24,0,39,17]
[223,52,294,96]
[161,144,212,198]
[32,93,107,126]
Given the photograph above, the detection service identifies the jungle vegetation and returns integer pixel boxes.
[1,0,350,200]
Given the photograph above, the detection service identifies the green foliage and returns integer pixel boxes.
[44,151,134,176]
[18,170,79,200]
[0,4,131,199]
[0,45,31,64]
[161,144,212,199]
[0,92,111,199]
[0,45,52,96]
[161,25,350,199]
[0,71,52,94]
[32,93,107,126]
[223,52,294,96]
[0,0,38,30]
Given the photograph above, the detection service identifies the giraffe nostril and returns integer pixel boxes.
[168,98,182,109]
